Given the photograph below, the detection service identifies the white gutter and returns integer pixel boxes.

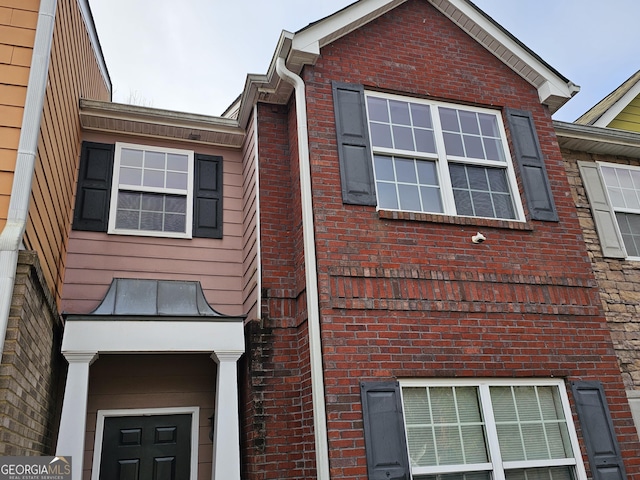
[0,0,58,361]
[275,57,331,480]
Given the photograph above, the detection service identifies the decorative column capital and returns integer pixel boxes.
[211,350,243,364]
[63,351,98,365]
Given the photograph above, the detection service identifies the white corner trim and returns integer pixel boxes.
[91,407,200,480]
[593,79,640,128]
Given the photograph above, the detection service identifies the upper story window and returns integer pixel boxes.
[108,143,194,238]
[73,141,223,239]
[600,163,640,258]
[365,93,525,221]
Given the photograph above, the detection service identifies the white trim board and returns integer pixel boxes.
[91,406,200,480]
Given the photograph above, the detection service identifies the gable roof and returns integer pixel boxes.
[575,70,640,127]
[235,0,579,126]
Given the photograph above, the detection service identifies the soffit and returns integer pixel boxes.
[554,120,640,158]
[80,99,245,148]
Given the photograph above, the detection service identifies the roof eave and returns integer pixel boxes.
[554,120,640,157]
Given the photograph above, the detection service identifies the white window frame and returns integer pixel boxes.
[91,406,200,480]
[108,142,195,239]
[364,91,526,222]
[598,161,640,261]
[399,378,587,480]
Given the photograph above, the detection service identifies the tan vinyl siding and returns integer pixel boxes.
[608,95,640,132]
[23,0,110,306]
[84,354,216,480]
[0,0,39,230]
[242,110,259,320]
[62,135,245,316]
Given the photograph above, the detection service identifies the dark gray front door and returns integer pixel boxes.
[99,414,192,480]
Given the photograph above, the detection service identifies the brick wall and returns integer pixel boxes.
[0,250,64,455]
[256,0,640,479]
[563,149,640,390]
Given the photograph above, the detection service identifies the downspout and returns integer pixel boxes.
[0,0,58,362]
[275,57,331,480]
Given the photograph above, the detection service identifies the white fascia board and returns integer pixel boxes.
[593,79,640,127]
[291,0,407,55]
[62,321,245,354]
[77,0,111,94]
[432,0,578,108]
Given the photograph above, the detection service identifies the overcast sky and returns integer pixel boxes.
[87,0,640,122]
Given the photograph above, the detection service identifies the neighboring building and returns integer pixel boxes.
[0,0,109,459]
[556,69,640,435]
[2,0,640,480]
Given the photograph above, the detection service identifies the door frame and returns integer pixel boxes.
[91,406,200,480]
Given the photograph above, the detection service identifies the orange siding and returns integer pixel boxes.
[242,110,259,319]
[84,354,216,480]
[0,0,39,229]
[23,0,110,306]
[61,134,245,316]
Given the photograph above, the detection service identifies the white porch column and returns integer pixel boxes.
[56,351,98,480]
[211,351,242,480]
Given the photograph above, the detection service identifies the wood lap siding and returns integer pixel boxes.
[0,0,39,230]
[608,96,640,133]
[62,138,245,317]
[242,111,259,320]
[21,0,110,306]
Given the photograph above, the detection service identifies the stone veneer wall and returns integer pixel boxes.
[0,251,64,454]
[563,149,640,389]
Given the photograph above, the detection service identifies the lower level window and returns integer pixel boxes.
[400,379,585,480]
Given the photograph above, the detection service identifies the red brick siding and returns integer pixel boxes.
[255,0,640,479]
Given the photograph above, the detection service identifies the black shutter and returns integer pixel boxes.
[571,381,627,480]
[505,108,558,221]
[360,381,411,480]
[193,154,223,239]
[72,141,114,232]
[332,82,377,206]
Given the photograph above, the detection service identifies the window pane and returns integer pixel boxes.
[450,164,468,189]
[119,167,142,186]
[376,182,399,210]
[616,212,640,257]
[520,423,548,459]
[443,132,464,157]
[396,158,417,183]
[145,151,165,169]
[505,467,574,480]
[421,187,443,213]
[618,168,634,188]
[493,194,515,219]
[367,97,389,122]
[120,148,143,167]
[514,386,541,421]
[164,213,186,233]
[415,472,491,480]
[471,191,493,218]
[374,155,395,181]
[467,166,489,191]
[478,113,500,137]
[632,170,640,189]
[488,168,509,192]
[390,100,411,125]
[370,123,393,148]
[415,129,436,153]
[165,196,186,213]
[417,161,438,185]
[398,184,421,211]
[143,169,165,188]
[411,103,432,128]
[459,110,480,135]
[393,125,415,151]
[167,171,188,190]
[439,108,460,132]
[140,211,163,231]
[141,193,163,212]
[623,189,640,209]
[434,425,464,464]
[608,187,625,208]
[463,135,484,159]
[117,192,141,209]
[496,424,524,461]
[483,137,505,162]
[167,153,188,172]
[407,425,436,466]
[116,210,139,230]
[601,166,619,187]
[453,190,473,216]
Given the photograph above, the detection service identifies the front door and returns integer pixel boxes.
[99,414,192,480]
